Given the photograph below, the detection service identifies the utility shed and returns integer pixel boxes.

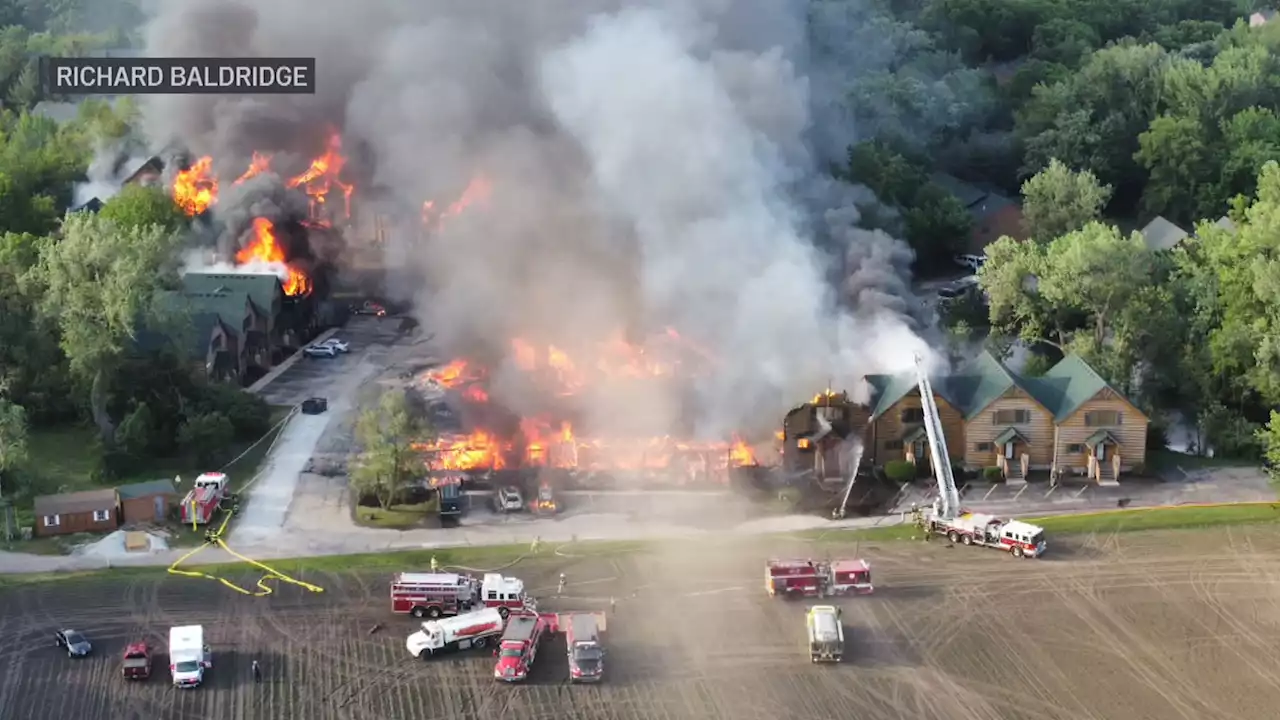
[33,489,120,537]
[117,479,179,524]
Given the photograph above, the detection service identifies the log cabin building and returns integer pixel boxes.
[863,351,1147,485]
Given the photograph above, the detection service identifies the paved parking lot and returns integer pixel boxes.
[256,317,404,407]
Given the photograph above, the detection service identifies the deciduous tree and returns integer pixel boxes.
[26,213,182,445]
[352,389,428,510]
[1020,158,1112,242]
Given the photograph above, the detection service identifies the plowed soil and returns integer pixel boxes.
[3,526,1280,720]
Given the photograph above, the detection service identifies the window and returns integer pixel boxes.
[884,440,903,451]
[92,509,111,522]
[43,514,60,527]
[993,409,1030,425]
[900,408,923,423]
[487,591,498,600]
[1084,411,1121,427]
[975,442,993,452]
[1066,444,1084,454]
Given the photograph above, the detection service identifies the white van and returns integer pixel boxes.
[169,625,210,688]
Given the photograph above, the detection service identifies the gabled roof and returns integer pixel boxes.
[1214,216,1236,232]
[1022,354,1128,421]
[1140,216,1189,251]
[34,488,118,515]
[182,290,252,335]
[182,272,281,318]
[866,369,966,420]
[71,198,104,213]
[931,173,1019,222]
[121,156,164,185]
[117,479,178,500]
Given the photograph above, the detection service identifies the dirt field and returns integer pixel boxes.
[3,527,1280,720]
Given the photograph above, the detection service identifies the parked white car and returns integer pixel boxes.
[954,254,986,271]
[303,345,338,359]
[492,486,525,513]
[318,338,350,353]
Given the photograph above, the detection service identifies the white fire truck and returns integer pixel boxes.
[766,558,873,598]
[406,607,506,658]
[906,355,1048,558]
[922,511,1046,558]
[806,605,844,663]
[390,572,534,619]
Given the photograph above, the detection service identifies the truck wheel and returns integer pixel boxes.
[411,607,427,618]
[948,531,960,543]
[498,607,510,619]
[426,607,443,619]
[474,636,488,649]
[1011,546,1024,558]
[961,534,972,546]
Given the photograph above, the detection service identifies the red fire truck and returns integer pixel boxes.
[765,558,873,598]
[179,473,235,525]
[923,512,1046,558]
[391,572,535,619]
[493,613,555,682]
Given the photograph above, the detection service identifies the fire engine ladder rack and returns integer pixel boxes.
[915,355,959,520]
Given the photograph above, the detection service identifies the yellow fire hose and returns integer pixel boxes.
[166,504,324,597]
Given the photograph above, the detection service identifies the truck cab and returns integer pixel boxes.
[193,472,228,492]
[806,605,844,663]
[566,614,605,683]
[169,625,210,688]
[493,614,547,682]
[438,482,463,517]
[121,642,151,680]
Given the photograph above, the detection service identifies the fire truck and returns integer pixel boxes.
[390,572,534,619]
[492,613,555,682]
[766,558,873,598]
[905,355,1048,558]
[406,607,506,658]
[921,511,1046,558]
[179,473,236,525]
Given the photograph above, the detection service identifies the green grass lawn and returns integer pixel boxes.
[355,500,440,529]
[8,405,293,551]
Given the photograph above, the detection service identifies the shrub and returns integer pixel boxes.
[196,383,272,440]
[178,411,234,466]
[884,460,917,483]
[983,466,1003,481]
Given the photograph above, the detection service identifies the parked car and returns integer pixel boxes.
[318,338,350,353]
[55,629,92,657]
[353,300,387,317]
[303,344,338,359]
[493,486,524,513]
[121,641,152,680]
[954,254,985,271]
[937,276,978,302]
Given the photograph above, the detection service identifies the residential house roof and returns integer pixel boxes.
[943,350,1047,420]
[866,368,965,420]
[1021,354,1123,422]
[117,479,178,500]
[1139,216,1189,251]
[183,289,253,336]
[182,272,282,320]
[32,101,82,123]
[121,156,164,186]
[71,197,104,213]
[1250,9,1276,26]
[1214,216,1236,232]
[931,174,1019,223]
[33,488,118,516]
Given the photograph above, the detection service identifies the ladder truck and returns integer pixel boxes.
[910,356,1047,558]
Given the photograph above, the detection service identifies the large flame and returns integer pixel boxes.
[421,175,493,228]
[173,157,217,215]
[287,133,354,220]
[235,218,312,296]
[410,334,761,478]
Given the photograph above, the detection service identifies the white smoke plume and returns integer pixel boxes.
[136,0,941,439]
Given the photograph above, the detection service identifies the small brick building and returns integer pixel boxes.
[117,479,179,524]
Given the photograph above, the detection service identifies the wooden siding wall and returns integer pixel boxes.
[1055,389,1149,471]
[962,388,1054,469]
[35,508,117,537]
[870,391,966,465]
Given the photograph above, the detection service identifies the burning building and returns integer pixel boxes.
[782,390,871,485]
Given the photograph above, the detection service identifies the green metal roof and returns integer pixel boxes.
[181,272,281,327]
[947,350,1019,420]
[993,427,1028,446]
[866,373,920,419]
[1027,354,1110,422]
[117,479,178,499]
[1084,429,1121,448]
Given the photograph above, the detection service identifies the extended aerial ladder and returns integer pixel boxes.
[915,355,960,521]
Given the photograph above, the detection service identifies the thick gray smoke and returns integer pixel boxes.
[138,0,937,439]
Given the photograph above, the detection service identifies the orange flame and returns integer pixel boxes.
[414,429,508,471]
[173,157,217,215]
[234,218,312,296]
[235,152,273,184]
[288,133,354,220]
[422,175,493,228]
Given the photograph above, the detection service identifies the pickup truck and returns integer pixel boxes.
[122,642,151,680]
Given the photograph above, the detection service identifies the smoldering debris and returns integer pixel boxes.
[134,0,943,440]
